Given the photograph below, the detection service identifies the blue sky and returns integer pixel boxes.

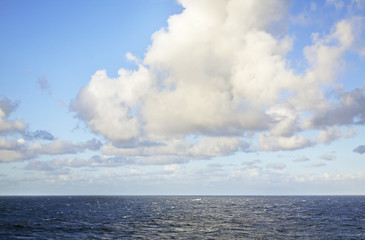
[1,0,365,195]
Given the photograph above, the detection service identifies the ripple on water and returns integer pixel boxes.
[0,196,364,239]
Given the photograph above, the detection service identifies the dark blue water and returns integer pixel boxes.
[0,196,364,239]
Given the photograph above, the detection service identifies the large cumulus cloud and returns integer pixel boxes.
[71,0,365,159]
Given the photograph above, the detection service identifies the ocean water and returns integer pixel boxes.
[0,196,364,239]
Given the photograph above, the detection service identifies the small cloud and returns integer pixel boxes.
[25,130,55,141]
[309,162,327,168]
[164,164,180,171]
[319,153,336,161]
[0,97,19,117]
[25,160,56,171]
[242,159,261,166]
[266,162,286,170]
[125,52,140,64]
[293,156,310,162]
[37,75,52,94]
[353,145,365,154]
[57,99,66,108]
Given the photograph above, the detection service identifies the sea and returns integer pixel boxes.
[0,196,364,239]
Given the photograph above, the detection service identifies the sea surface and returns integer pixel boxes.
[0,196,364,239]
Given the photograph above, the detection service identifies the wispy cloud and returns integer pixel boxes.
[37,75,52,95]
[0,138,102,163]
[0,97,26,134]
[242,159,262,166]
[266,162,286,170]
[353,145,365,154]
[319,153,337,161]
[24,130,55,141]
[309,162,327,168]
[293,156,310,162]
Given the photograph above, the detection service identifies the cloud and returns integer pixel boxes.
[242,159,261,166]
[70,67,150,142]
[0,96,100,163]
[37,75,52,94]
[28,138,102,155]
[0,138,23,149]
[134,156,189,165]
[68,0,365,158]
[353,145,365,154]
[290,1,318,26]
[16,161,365,195]
[102,136,246,159]
[319,153,337,161]
[316,126,354,144]
[266,162,286,170]
[25,130,55,141]
[309,162,327,168]
[0,97,26,133]
[306,86,365,129]
[0,97,18,116]
[24,156,120,171]
[25,160,57,172]
[293,157,310,162]
[0,138,102,163]
[0,96,57,142]
[258,134,313,151]
[0,150,26,163]
[327,0,365,11]
[23,154,185,171]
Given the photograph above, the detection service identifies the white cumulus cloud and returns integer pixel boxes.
[70,0,365,160]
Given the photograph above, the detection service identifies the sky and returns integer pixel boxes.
[1,0,365,195]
